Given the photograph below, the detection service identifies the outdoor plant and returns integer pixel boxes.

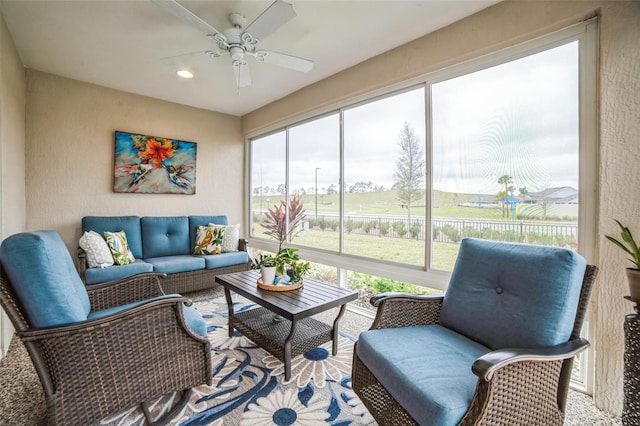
[606,219,640,269]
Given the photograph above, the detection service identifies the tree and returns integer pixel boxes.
[496,175,515,218]
[393,122,425,220]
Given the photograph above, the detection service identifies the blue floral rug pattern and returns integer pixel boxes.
[98,294,374,426]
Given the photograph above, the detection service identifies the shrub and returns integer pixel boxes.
[392,221,407,237]
[410,221,422,239]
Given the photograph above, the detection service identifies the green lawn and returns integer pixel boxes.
[252,190,575,221]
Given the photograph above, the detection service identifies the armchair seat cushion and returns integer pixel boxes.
[357,324,491,426]
[144,255,205,274]
[84,259,154,285]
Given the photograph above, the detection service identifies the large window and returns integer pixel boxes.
[248,21,596,294]
[431,41,581,271]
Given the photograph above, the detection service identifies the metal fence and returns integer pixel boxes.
[252,211,578,246]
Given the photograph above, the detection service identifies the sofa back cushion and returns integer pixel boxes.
[439,238,586,350]
[188,215,228,251]
[82,216,143,259]
[141,216,190,258]
[0,231,91,328]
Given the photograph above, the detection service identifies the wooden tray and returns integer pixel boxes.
[257,277,302,292]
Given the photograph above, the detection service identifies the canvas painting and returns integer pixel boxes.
[114,130,197,194]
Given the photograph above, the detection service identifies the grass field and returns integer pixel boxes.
[253,189,577,222]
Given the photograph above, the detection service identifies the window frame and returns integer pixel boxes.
[247,19,597,295]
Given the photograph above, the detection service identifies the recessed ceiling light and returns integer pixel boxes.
[177,69,194,79]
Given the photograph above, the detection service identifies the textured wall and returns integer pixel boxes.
[242,0,640,416]
[596,1,640,413]
[25,71,244,256]
[0,11,26,356]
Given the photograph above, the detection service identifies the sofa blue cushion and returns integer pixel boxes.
[439,238,587,350]
[188,215,228,251]
[82,216,143,259]
[84,259,154,285]
[203,251,249,269]
[141,216,190,258]
[357,325,490,425]
[0,231,91,328]
[88,294,207,337]
[144,255,206,274]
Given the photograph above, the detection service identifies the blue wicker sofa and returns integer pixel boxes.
[78,215,251,294]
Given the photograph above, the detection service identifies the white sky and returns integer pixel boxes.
[251,40,580,196]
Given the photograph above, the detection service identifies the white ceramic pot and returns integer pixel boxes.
[261,266,277,285]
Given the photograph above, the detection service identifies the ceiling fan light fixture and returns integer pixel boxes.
[177,69,194,79]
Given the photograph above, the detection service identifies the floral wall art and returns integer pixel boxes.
[114,130,197,194]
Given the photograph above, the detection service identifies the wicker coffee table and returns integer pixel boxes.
[215,270,358,380]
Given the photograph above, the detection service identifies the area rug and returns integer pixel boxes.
[97,294,375,426]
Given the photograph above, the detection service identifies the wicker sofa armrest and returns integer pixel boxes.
[369,292,444,330]
[77,247,88,277]
[86,272,166,311]
[472,337,589,381]
[239,237,249,252]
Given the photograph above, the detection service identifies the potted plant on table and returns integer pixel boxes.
[606,219,640,302]
[255,197,309,286]
[252,253,277,285]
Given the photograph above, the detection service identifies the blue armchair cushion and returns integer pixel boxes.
[357,324,491,426]
[141,216,190,258]
[84,259,154,285]
[144,255,205,274]
[87,294,208,337]
[82,216,143,259]
[0,231,91,328]
[439,238,587,350]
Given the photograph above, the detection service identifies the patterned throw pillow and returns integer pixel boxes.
[194,225,224,255]
[104,230,136,265]
[210,224,240,253]
[79,231,114,268]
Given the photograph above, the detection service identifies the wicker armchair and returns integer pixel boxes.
[0,231,212,425]
[352,238,598,426]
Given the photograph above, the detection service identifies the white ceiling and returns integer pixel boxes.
[1,0,500,116]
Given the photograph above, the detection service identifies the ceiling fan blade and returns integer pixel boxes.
[243,0,296,43]
[152,0,227,44]
[160,50,226,67]
[233,61,252,88]
[253,50,313,73]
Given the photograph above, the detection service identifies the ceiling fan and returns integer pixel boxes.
[152,0,314,88]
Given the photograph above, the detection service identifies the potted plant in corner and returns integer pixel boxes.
[606,219,640,302]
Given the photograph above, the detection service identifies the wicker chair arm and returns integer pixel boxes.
[369,292,444,330]
[86,272,166,311]
[472,337,590,381]
[18,295,195,340]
